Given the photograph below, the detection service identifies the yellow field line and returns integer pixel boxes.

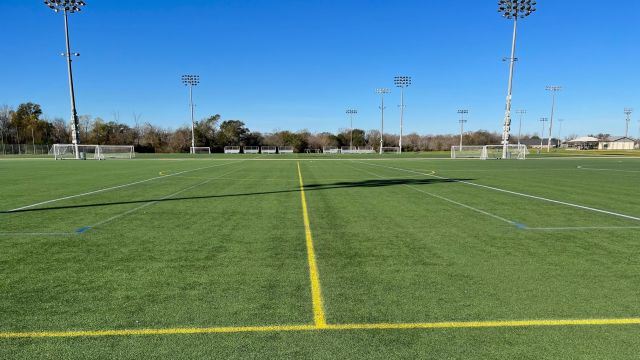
[3,318,640,339]
[297,161,327,328]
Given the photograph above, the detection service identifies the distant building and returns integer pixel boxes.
[598,136,636,150]
[519,138,561,149]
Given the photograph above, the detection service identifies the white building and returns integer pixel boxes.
[598,136,636,150]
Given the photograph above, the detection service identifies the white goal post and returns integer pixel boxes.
[341,146,376,154]
[261,146,277,154]
[278,146,294,154]
[244,146,260,154]
[224,146,241,154]
[190,147,211,154]
[52,144,135,160]
[322,146,340,154]
[451,144,528,160]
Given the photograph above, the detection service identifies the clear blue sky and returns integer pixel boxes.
[2,0,639,137]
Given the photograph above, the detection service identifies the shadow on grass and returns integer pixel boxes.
[3,177,472,214]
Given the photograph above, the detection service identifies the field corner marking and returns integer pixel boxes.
[296,161,327,328]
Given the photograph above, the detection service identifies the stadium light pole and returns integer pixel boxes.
[182,75,200,153]
[45,0,86,160]
[546,85,562,152]
[376,88,391,154]
[558,118,565,144]
[498,0,537,159]
[516,109,526,146]
[346,109,358,150]
[624,108,633,138]
[394,76,412,154]
[457,109,469,149]
[539,117,548,148]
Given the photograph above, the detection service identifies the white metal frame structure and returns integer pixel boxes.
[53,144,135,160]
[381,147,401,154]
[261,146,277,154]
[224,146,241,154]
[322,147,340,154]
[190,147,211,154]
[451,144,527,160]
[244,146,260,154]
[278,146,294,154]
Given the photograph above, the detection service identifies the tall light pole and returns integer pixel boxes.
[624,108,633,138]
[498,0,537,159]
[516,109,526,146]
[182,75,200,153]
[45,0,86,159]
[376,88,391,154]
[558,118,565,144]
[346,109,358,150]
[394,76,412,154]
[546,85,562,152]
[539,117,548,149]
[458,109,469,148]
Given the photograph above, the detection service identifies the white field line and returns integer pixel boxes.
[0,232,75,237]
[349,164,519,227]
[88,166,245,230]
[525,226,640,231]
[358,161,640,223]
[5,161,239,213]
[577,166,640,173]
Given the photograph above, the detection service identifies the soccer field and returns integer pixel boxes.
[2,156,640,358]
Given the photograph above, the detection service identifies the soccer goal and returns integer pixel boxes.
[190,147,211,154]
[261,146,277,154]
[244,146,260,154]
[483,144,528,160]
[322,146,340,154]
[224,146,241,154]
[451,145,528,160]
[53,144,135,160]
[278,146,294,154]
[381,147,401,154]
[341,146,375,154]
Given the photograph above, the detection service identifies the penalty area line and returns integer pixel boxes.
[2,318,640,339]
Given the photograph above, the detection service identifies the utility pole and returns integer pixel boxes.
[516,109,526,146]
[498,0,537,159]
[182,75,200,153]
[457,109,469,148]
[394,76,411,153]
[546,85,562,152]
[346,109,358,150]
[624,108,633,138]
[539,117,548,149]
[45,0,86,159]
[376,88,391,154]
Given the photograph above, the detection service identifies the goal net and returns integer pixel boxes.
[224,146,241,154]
[244,146,260,154]
[190,147,211,154]
[261,146,277,154]
[278,146,294,154]
[53,144,135,160]
[381,147,400,154]
[451,145,528,160]
[484,144,528,160]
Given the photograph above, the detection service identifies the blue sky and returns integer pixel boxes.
[2,0,639,137]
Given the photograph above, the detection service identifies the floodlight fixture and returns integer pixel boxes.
[44,0,87,159]
[498,0,537,159]
[458,110,469,148]
[182,74,200,152]
[346,108,358,150]
[394,76,412,153]
[376,88,391,154]
[624,108,633,138]
[545,86,562,152]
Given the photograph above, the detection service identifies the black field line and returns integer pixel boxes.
[348,164,520,227]
[4,161,239,213]
[86,165,247,231]
[358,161,640,223]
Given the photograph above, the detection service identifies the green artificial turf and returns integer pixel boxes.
[1,156,639,358]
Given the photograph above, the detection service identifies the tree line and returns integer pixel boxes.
[1,102,551,153]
